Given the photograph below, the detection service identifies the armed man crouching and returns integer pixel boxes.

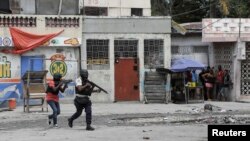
[68,69,101,131]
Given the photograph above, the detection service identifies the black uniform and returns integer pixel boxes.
[68,69,95,131]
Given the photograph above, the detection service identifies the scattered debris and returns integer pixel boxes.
[191,108,200,113]
[220,109,227,112]
[223,116,236,123]
[143,130,152,132]
[246,120,250,123]
[204,104,213,111]
[0,108,12,112]
[143,136,150,140]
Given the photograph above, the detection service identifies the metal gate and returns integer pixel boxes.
[114,40,139,101]
[241,43,250,95]
[214,43,233,71]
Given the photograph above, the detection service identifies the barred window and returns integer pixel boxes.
[84,7,108,16]
[193,46,208,53]
[171,46,179,54]
[131,8,142,16]
[87,39,109,70]
[114,40,138,58]
[144,39,164,69]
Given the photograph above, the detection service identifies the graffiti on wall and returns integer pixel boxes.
[0,56,11,78]
[43,37,80,46]
[49,54,67,77]
[0,84,21,106]
[49,54,75,97]
[50,61,67,77]
[0,37,12,46]
[1,37,80,47]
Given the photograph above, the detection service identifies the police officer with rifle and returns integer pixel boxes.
[68,69,108,131]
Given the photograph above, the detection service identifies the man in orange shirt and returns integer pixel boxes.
[46,73,68,128]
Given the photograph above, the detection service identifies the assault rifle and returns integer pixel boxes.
[62,79,73,85]
[87,80,108,94]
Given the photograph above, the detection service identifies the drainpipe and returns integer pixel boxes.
[120,0,122,17]
[58,0,63,16]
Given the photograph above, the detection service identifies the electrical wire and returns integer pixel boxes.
[171,2,216,17]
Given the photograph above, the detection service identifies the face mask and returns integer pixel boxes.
[80,72,88,79]
[53,74,62,81]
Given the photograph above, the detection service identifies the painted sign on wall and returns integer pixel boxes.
[0,37,80,47]
[0,84,21,107]
[0,56,11,78]
[50,61,67,77]
[0,37,13,46]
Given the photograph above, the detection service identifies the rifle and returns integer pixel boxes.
[62,79,73,85]
[87,80,108,94]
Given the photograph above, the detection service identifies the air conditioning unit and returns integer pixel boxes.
[237,41,246,60]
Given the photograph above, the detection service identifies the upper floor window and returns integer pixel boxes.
[131,8,142,16]
[84,7,108,16]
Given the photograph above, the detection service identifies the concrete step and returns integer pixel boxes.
[145,71,165,76]
[145,88,165,93]
[144,99,166,103]
[145,94,166,100]
[144,81,165,85]
[145,77,165,81]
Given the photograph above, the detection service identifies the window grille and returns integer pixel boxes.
[114,40,138,58]
[84,7,108,16]
[144,39,164,69]
[131,8,143,16]
[87,39,109,70]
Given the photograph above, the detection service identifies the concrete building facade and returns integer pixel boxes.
[81,0,151,17]
[0,0,171,104]
[0,14,82,100]
[82,17,171,102]
[202,18,250,102]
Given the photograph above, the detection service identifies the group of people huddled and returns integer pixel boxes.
[198,65,233,101]
[184,65,232,101]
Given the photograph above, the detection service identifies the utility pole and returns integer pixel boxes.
[238,0,241,39]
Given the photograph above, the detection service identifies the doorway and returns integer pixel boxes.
[114,40,139,101]
[21,56,44,77]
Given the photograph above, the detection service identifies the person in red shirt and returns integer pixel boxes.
[46,73,68,128]
[216,65,224,100]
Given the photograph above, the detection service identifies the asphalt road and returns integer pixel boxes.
[1,101,250,141]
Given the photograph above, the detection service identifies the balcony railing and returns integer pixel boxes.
[0,15,80,28]
[45,17,80,27]
[0,16,37,27]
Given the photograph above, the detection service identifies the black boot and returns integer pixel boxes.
[68,118,73,128]
[86,124,95,131]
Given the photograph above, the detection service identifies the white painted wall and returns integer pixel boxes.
[0,15,82,38]
[83,0,151,8]
[172,35,210,66]
[22,47,79,79]
[82,0,151,16]
[82,33,170,102]
[0,48,79,78]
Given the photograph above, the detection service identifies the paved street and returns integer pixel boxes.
[0,101,250,141]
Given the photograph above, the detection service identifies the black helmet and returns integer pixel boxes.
[53,73,62,81]
[80,69,88,79]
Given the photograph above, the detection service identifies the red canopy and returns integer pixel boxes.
[1,27,64,54]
